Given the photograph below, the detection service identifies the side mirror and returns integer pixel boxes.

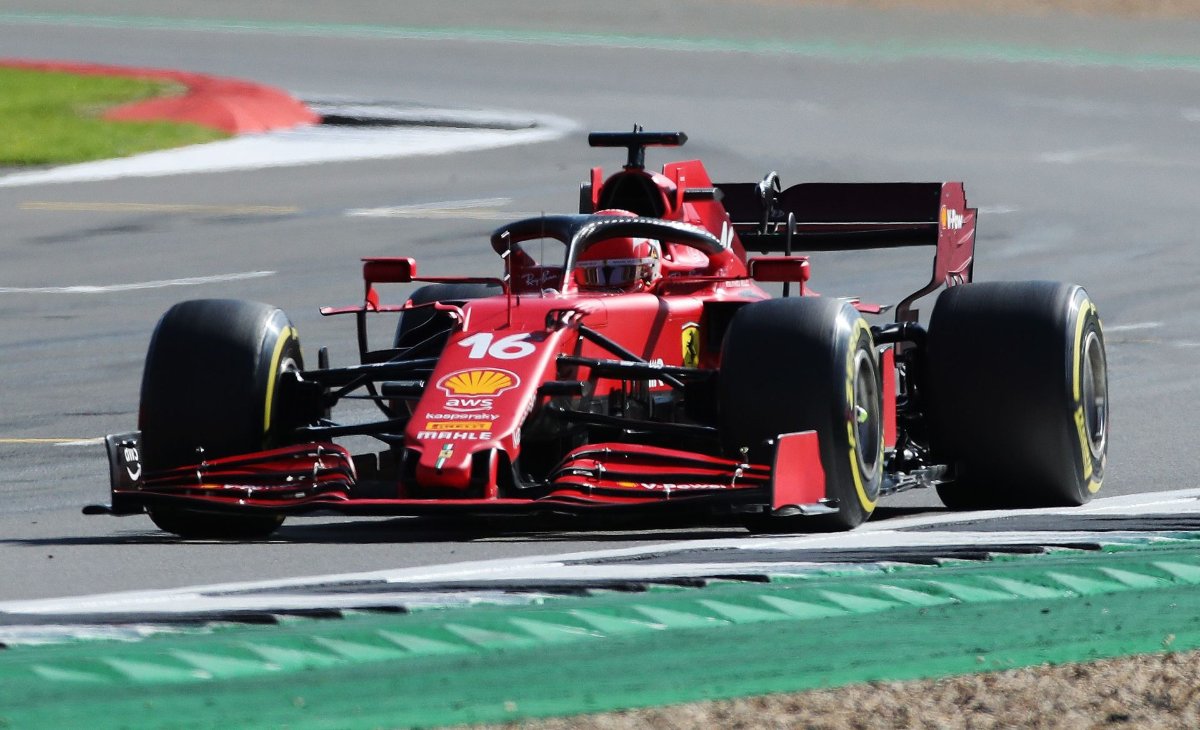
[748,256,810,283]
[363,257,417,284]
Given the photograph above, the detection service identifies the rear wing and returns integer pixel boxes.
[718,180,977,321]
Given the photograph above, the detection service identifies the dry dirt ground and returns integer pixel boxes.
[484,650,1200,729]
[470,2,1200,723]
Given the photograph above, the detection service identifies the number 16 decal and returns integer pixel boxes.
[457,332,536,360]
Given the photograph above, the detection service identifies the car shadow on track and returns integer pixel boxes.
[2,516,746,546]
[263,506,943,544]
[8,506,946,546]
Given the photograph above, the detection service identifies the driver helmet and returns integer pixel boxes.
[574,210,662,291]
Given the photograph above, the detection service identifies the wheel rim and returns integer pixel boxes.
[852,348,883,491]
[279,355,299,378]
[1081,329,1108,458]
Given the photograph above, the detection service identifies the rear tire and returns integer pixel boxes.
[139,299,304,539]
[926,281,1107,510]
[720,298,883,532]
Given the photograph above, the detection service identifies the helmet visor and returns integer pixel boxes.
[576,257,652,288]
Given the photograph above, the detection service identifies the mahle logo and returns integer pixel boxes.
[437,368,519,397]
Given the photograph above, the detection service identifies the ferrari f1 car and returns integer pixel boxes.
[89,129,1109,538]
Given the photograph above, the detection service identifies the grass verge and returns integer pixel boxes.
[0,66,228,166]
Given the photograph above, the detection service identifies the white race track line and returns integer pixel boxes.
[347,196,542,221]
[4,488,1200,619]
[0,111,577,187]
[1104,321,1163,333]
[0,270,274,294]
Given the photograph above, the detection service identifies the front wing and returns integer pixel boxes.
[89,432,834,519]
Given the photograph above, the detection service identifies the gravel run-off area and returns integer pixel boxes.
[487,650,1200,728]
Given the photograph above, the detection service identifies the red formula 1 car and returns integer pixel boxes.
[89,130,1109,538]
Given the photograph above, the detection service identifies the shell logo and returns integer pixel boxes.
[437,368,520,396]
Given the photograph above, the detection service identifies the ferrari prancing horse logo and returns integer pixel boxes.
[681,323,700,368]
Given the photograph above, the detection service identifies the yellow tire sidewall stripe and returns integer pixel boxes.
[1070,296,1103,494]
[263,325,298,436]
[844,317,878,513]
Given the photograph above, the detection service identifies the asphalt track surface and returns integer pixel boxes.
[1,1,1200,602]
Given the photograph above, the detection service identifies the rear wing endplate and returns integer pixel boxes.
[718,180,977,321]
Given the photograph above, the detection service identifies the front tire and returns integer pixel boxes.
[393,282,501,354]
[926,281,1107,509]
[720,298,883,532]
[139,299,304,538]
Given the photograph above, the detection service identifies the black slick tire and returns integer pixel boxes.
[139,299,303,539]
[926,281,1107,509]
[719,297,883,532]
